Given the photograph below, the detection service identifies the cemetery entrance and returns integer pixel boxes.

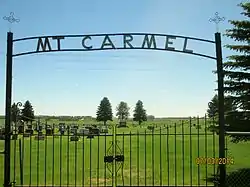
[2,32,226,186]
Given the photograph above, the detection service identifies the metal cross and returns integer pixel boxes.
[3,12,20,31]
[209,12,225,33]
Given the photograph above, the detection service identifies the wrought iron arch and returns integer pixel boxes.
[3,31,226,187]
[11,33,216,60]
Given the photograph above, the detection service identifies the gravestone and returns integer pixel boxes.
[100,126,108,133]
[147,126,154,131]
[60,130,65,135]
[118,121,128,128]
[59,123,66,135]
[25,125,34,135]
[12,134,18,140]
[38,125,43,132]
[70,136,79,141]
[46,125,54,136]
[87,134,94,139]
[90,128,100,135]
[18,125,24,134]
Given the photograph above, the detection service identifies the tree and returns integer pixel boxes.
[116,101,130,121]
[207,94,237,118]
[96,97,113,126]
[207,95,219,118]
[11,103,21,123]
[21,100,35,124]
[223,2,250,141]
[147,115,155,121]
[133,100,147,125]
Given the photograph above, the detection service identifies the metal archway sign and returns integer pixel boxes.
[3,31,226,187]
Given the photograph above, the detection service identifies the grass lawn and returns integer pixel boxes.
[0,119,249,186]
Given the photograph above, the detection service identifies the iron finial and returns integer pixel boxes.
[209,12,225,32]
[3,12,20,31]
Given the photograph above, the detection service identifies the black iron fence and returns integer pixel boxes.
[4,118,249,186]
[0,117,226,186]
[224,132,250,187]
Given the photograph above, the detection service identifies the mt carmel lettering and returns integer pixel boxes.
[36,34,193,53]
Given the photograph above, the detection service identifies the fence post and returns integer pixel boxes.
[215,32,226,186]
[4,32,13,187]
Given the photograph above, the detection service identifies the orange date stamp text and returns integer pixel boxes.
[195,157,234,165]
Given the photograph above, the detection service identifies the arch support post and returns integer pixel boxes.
[215,32,226,187]
[4,32,13,187]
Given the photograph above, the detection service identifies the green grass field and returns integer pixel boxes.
[0,118,250,186]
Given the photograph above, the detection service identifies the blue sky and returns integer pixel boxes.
[0,0,247,117]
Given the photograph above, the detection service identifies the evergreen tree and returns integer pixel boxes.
[116,101,130,121]
[223,2,250,141]
[96,97,113,126]
[133,100,147,125]
[11,103,21,123]
[21,100,35,124]
[207,95,219,118]
[207,94,237,119]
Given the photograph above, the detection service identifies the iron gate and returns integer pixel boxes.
[0,117,223,186]
[2,14,227,186]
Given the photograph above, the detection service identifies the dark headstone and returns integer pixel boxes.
[25,129,33,135]
[147,126,154,131]
[100,127,109,133]
[12,134,18,140]
[18,126,24,134]
[70,136,79,141]
[46,129,53,136]
[90,128,100,135]
[87,135,94,139]
[118,121,127,128]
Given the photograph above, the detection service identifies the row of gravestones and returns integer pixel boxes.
[147,124,179,131]
[3,132,96,142]
[146,124,204,131]
[0,123,110,141]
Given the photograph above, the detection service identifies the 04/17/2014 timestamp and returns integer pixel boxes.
[195,157,234,165]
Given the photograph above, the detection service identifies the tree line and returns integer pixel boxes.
[96,98,147,126]
[10,99,148,126]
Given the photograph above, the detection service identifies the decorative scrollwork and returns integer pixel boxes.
[3,12,20,23]
[16,102,23,108]
[209,12,225,24]
[209,12,225,32]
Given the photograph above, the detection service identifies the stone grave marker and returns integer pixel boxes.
[70,136,79,141]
